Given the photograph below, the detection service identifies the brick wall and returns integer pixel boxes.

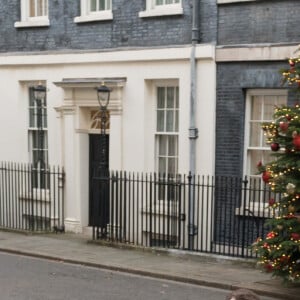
[218,0,300,45]
[0,0,216,53]
[216,61,290,177]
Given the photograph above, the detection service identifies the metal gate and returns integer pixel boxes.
[0,162,65,232]
[92,172,273,258]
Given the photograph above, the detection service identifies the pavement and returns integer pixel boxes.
[0,230,299,300]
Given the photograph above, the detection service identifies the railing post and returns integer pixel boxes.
[188,171,196,250]
[241,176,249,257]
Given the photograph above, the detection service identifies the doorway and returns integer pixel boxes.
[89,134,110,236]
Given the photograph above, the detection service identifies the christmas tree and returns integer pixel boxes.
[253,56,300,283]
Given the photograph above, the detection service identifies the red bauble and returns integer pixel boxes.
[264,264,273,272]
[293,134,300,150]
[279,121,289,132]
[270,143,280,151]
[268,198,275,206]
[291,233,300,240]
[262,171,271,183]
[289,60,296,67]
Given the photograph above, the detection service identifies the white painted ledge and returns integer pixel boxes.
[74,11,113,23]
[14,19,50,28]
[0,44,215,66]
[216,44,299,62]
[139,6,183,18]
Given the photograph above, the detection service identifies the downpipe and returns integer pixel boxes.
[188,0,199,250]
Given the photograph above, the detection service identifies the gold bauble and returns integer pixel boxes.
[288,205,296,213]
[277,225,284,231]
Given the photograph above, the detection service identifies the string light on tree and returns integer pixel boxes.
[253,54,300,283]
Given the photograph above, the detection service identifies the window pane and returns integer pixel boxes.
[175,87,179,108]
[157,87,165,108]
[42,108,47,128]
[157,111,164,131]
[277,95,286,106]
[251,96,262,120]
[167,87,174,108]
[159,157,166,174]
[156,0,164,5]
[37,0,43,16]
[175,111,179,132]
[166,111,174,132]
[159,135,167,155]
[32,131,38,148]
[91,0,97,11]
[249,122,261,147]
[249,150,262,175]
[168,136,177,156]
[264,96,275,120]
[99,0,105,10]
[29,108,35,127]
[29,0,36,17]
[168,158,176,174]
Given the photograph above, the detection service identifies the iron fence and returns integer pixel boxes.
[92,171,277,258]
[0,161,65,232]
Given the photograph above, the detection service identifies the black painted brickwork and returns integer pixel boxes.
[215,61,298,177]
[0,0,217,52]
[218,0,300,45]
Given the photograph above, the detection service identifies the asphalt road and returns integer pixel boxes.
[0,252,273,300]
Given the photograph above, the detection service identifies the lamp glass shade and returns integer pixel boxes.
[97,85,110,108]
[33,85,46,101]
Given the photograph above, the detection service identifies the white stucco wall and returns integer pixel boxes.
[0,45,216,232]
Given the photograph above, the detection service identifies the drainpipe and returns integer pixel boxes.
[188,0,199,250]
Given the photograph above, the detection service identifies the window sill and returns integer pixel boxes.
[235,205,273,218]
[19,189,50,202]
[14,19,50,28]
[139,6,183,18]
[74,11,113,23]
[142,203,178,217]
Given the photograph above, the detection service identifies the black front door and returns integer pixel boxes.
[89,134,110,236]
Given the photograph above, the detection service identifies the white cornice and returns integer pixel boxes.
[0,45,215,66]
[53,77,127,88]
[216,44,299,62]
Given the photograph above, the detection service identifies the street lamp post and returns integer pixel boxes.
[94,84,110,239]
[96,84,110,135]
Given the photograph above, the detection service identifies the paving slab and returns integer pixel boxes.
[0,231,299,300]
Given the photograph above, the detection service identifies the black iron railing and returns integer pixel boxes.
[0,162,65,232]
[92,171,278,258]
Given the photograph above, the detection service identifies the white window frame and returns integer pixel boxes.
[155,85,179,176]
[240,89,287,215]
[28,85,49,190]
[15,0,50,28]
[74,0,113,23]
[139,0,183,18]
